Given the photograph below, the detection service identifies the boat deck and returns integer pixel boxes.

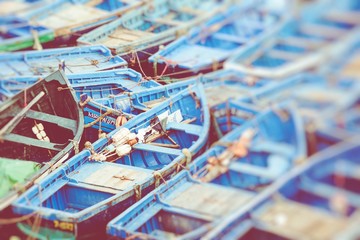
[256,200,350,240]
[167,183,253,218]
[34,3,109,30]
[69,162,152,194]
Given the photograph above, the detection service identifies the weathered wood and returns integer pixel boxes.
[168,183,253,217]
[257,200,349,240]
[2,133,61,151]
[81,165,150,194]
[24,110,77,132]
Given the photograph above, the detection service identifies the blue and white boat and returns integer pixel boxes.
[77,0,228,61]
[0,45,127,78]
[205,137,360,240]
[148,1,290,77]
[12,83,210,239]
[0,68,162,138]
[225,0,360,78]
[106,103,306,239]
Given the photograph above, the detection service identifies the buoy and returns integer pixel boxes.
[112,128,130,145]
[116,144,132,157]
[115,115,128,128]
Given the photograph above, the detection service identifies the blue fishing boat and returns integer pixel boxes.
[0,16,54,52]
[0,45,127,78]
[0,70,83,212]
[148,1,290,77]
[21,0,142,38]
[225,0,360,78]
[312,43,360,147]
[106,103,306,239]
[12,83,210,239]
[227,72,360,154]
[205,137,360,239]
[77,0,227,62]
[0,68,159,101]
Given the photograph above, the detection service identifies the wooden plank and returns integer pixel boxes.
[23,110,77,132]
[82,165,149,193]
[133,143,182,156]
[143,97,167,109]
[2,133,61,151]
[169,184,252,217]
[166,122,202,136]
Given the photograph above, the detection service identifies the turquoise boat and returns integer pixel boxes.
[21,0,142,38]
[12,83,210,239]
[0,45,127,78]
[225,0,360,78]
[77,0,228,62]
[106,103,306,239]
[205,137,360,239]
[0,70,84,212]
[148,1,290,77]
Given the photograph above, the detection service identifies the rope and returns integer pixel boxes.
[188,86,200,108]
[0,212,37,225]
[182,148,192,166]
[69,139,80,154]
[79,96,91,108]
[153,171,167,188]
[210,110,224,139]
[57,86,73,91]
[133,50,151,80]
[133,184,142,202]
[176,161,188,173]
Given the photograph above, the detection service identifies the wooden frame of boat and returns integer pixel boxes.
[12,83,210,238]
[0,70,84,211]
[106,103,306,239]
[77,0,229,57]
[0,45,127,78]
[225,0,360,78]
[205,137,360,239]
